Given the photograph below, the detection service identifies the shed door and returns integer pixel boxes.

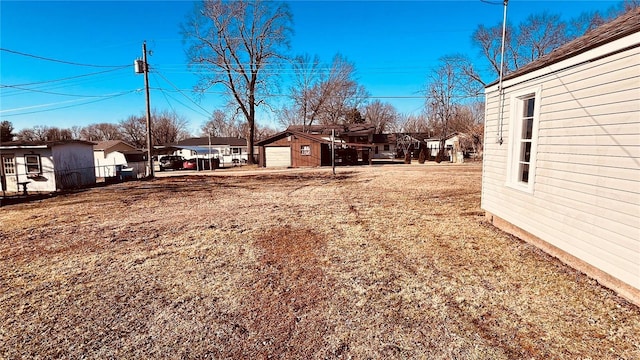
[265,147,291,168]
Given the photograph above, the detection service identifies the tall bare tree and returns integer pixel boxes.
[286,53,323,128]
[183,0,293,164]
[364,100,397,134]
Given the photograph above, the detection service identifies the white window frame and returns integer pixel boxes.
[25,154,42,175]
[300,145,311,156]
[506,86,541,193]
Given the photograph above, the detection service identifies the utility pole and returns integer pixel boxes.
[135,41,154,177]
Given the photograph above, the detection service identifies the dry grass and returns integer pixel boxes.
[1,163,638,359]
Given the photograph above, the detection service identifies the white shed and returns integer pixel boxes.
[481,9,640,305]
[1,140,96,194]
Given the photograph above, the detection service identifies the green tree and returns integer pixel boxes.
[0,121,15,142]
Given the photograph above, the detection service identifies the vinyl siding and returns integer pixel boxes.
[482,34,640,291]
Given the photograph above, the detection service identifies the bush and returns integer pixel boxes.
[418,148,426,164]
[404,152,412,164]
[435,148,444,163]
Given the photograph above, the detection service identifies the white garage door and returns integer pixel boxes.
[265,146,291,167]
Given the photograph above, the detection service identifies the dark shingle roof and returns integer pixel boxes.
[489,7,640,86]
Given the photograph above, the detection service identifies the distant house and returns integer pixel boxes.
[257,130,332,168]
[372,133,397,159]
[425,133,466,163]
[93,140,146,179]
[481,9,640,305]
[1,140,96,194]
[170,137,256,167]
[286,124,375,164]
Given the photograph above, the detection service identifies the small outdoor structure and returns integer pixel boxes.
[257,130,332,168]
[425,133,466,163]
[1,140,96,194]
[481,8,640,305]
[93,140,146,180]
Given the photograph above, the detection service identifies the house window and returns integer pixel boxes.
[232,147,241,154]
[508,87,541,192]
[301,145,311,156]
[25,154,42,175]
[3,156,15,174]
[383,144,390,151]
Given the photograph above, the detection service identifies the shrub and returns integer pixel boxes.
[418,148,426,164]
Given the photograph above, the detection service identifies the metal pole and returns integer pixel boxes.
[208,133,212,170]
[331,129,335,176]
[143,41,154,177]
[497,0,508,145]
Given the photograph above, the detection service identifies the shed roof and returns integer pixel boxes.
[488,7,640,86]
[93,140,139,152]
[0,140,95,149]
[256,130,331,146]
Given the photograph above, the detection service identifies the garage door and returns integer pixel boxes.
[265,146,291,167]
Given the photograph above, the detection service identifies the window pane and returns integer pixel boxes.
[522,118,533,139]
[519,163,529,183]
[25,155,41,174]
[520,142,531,162]
[523,97,535,118]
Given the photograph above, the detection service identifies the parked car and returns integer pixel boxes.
[159,155,185,171]
[183,158,197,170]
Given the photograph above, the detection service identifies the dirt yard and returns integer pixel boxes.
[1,163,638,359]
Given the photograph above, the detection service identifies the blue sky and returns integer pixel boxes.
[1,0,624,135]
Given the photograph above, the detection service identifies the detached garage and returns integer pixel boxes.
[257,130,331,168]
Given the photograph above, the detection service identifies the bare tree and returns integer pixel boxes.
[69,126,83,140]
[396,113,430,134]
[119,115,147,149]
[471,8,632,85]
[284,53,369,128]
[315,54,369,125]
[152,110,190,145]
[425,57,465,143]
[183,0,293,164]
[201,110,246,138]
[517,12,570,64]
[118,110,188,148]
[364,100,397,134]
[80,123,123,142]
[448,102,485,157]
[15,125,72,142]
[286,53,323,128]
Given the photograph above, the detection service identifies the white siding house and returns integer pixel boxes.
[1,140,96,194]
[481,8,640,306]
[93,140,146,179]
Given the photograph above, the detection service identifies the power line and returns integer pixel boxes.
[0,48,130,68]
[152,69,213,117]
[1,90,138,116]
[1,66,129,87]
[1,84,125,98]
